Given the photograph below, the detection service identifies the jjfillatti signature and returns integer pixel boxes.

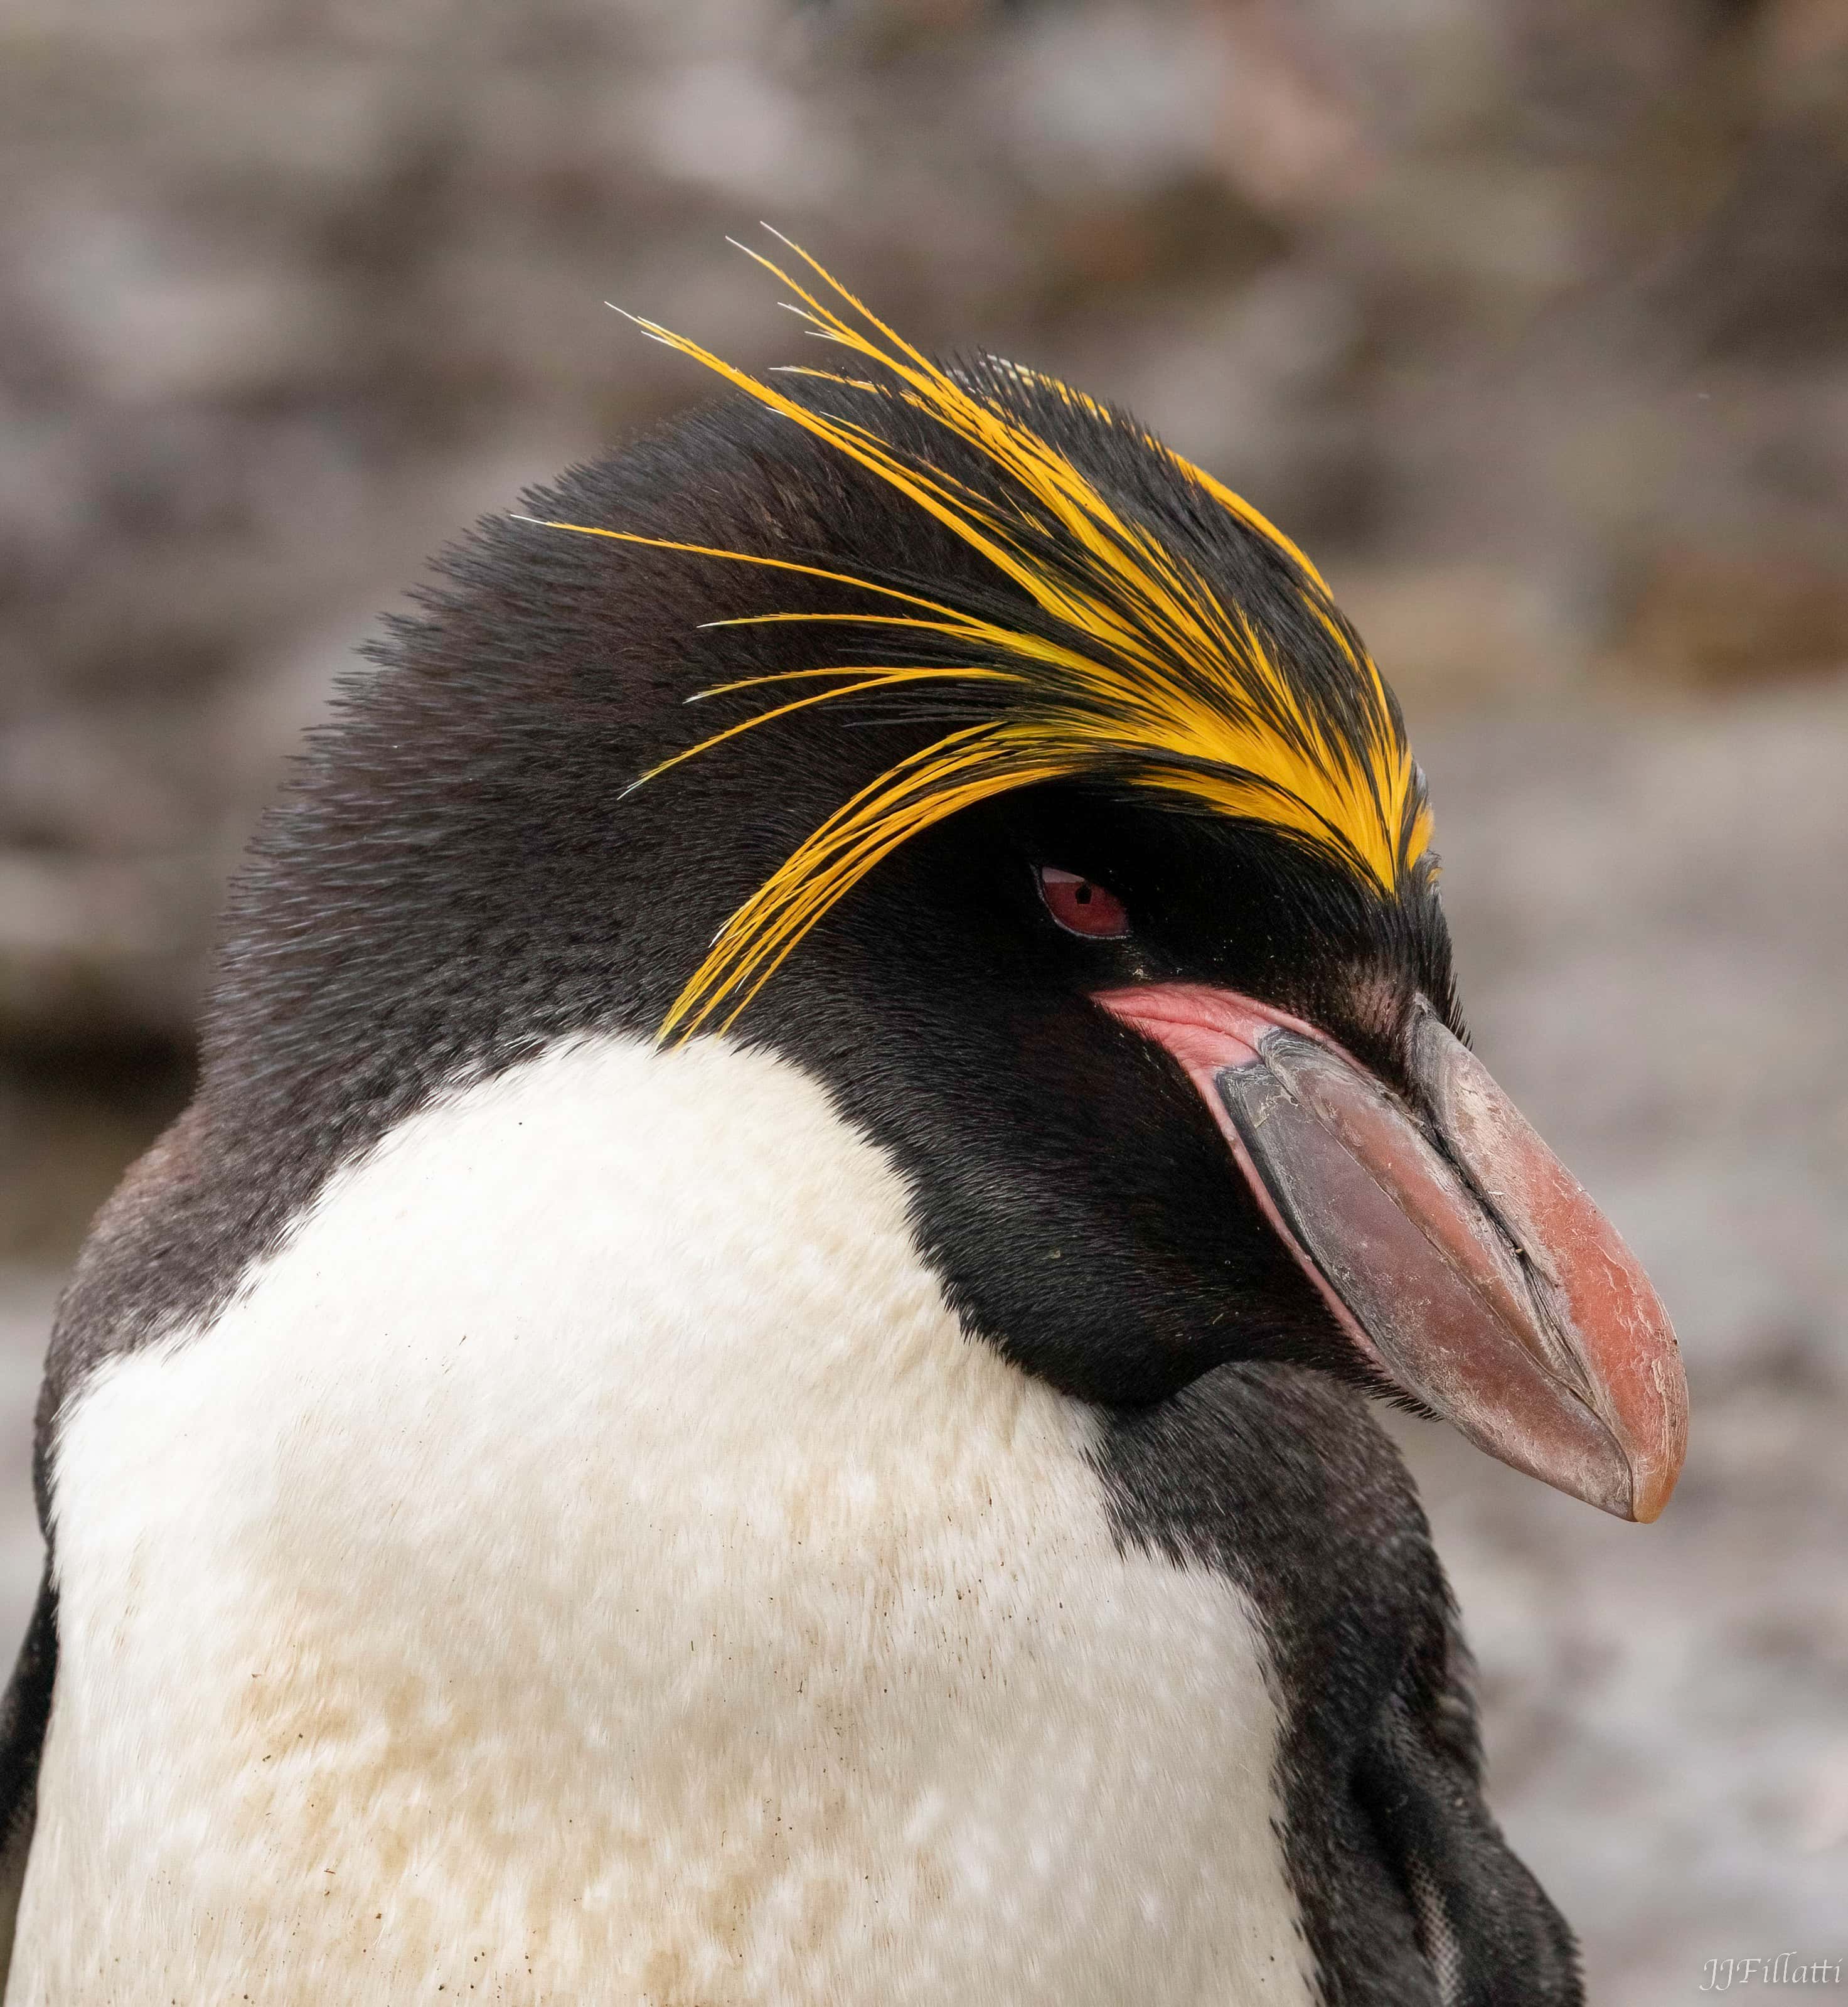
[1701,1957,1844,1991]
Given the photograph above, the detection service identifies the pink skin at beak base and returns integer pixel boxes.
[1092,982,1405,1373]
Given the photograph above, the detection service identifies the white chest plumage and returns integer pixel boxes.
[14,1036,1313,2007]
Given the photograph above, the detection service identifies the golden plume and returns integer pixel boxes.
[522,230,1432,1040]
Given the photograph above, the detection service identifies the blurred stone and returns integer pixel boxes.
[1616,547,1848,688]
[0,1270,49,1627]
[0,1043,191,1268]
[0,854,209,1046]
[1206,1,1370,217]
[1334,560,1572,707]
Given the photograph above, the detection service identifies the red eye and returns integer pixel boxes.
[1037,866,1131,939]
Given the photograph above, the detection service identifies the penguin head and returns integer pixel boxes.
[238,237,1686,1521]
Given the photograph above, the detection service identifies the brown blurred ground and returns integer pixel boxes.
[1,1,1843,1998]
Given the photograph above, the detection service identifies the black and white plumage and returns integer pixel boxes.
[0,244,1684,2004]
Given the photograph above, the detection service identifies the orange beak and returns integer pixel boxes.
[1098,983,1688,1522]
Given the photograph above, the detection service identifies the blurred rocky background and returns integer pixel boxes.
[1,0,1843,1995]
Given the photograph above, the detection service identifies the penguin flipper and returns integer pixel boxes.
[1357,1593,1583,2007]
[0,1564,56,1989]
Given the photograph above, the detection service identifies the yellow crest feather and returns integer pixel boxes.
[528,231,1433,1041]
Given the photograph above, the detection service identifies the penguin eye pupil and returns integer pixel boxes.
[1037,866,1131,940]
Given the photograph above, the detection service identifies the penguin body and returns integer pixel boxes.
[0,248,1682,2002]
[16,1038,1320,2003]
